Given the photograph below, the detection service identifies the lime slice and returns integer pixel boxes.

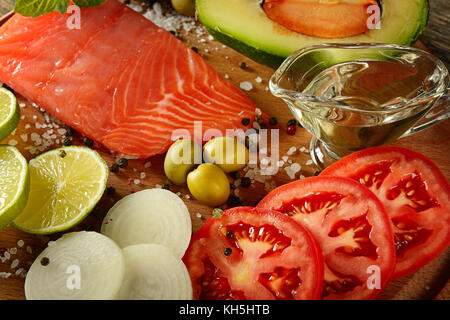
[0,87,20,141]
[0,145,29,230]
[13,146,108,234]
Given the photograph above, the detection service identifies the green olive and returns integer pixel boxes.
[187,164,230,207]
[164,139,201,186]
[171,0,196,17]
[203,137,249,173]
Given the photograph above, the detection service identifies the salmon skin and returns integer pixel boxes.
[0,0,264,158]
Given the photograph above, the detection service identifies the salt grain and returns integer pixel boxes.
[285,163,301,180]
[255,77,263,83]
[17,240,24,248]
[15,268,24,276]
[9,247,17,255]
[286,146,297,156]
[11,258,19,269]
[240,81,253,91]
[133,2,197,34]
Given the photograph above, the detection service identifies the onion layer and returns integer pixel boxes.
[101,189,192,258]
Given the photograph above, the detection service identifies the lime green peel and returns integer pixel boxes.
[0,145,30,230]
[13,146,108,234]
[0,87,20,142]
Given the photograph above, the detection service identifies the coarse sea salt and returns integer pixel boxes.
[240,81,253,91]
[128,2,198,34]
[11,259,19,269]
[285,163,301,180]
[286,146,297,156]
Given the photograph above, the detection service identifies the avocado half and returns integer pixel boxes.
[196,0,429,68]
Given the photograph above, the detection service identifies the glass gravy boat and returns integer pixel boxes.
[270,44,449,169]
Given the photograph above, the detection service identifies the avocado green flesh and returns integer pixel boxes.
[197,0,429,68]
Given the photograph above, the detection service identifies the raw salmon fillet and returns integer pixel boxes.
[0,0,262,158]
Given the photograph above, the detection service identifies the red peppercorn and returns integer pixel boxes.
[287,125,296,135]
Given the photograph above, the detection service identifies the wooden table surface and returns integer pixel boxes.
[0,0,449,300]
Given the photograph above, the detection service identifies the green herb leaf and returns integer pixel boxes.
[14,0,108,18]
[212,208,224,219]
[73,0,108,8]
[14,0,70,17]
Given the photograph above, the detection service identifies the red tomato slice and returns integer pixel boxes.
[321,146,450,279]
[182,207,324,300]
[257,177,396,300]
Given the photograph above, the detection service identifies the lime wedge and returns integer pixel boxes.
[0,145,29,230]
[13,146,108,234]
[0,87,20,141]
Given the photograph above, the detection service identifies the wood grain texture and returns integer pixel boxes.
[421,0,450,68]
[0,0,449,300]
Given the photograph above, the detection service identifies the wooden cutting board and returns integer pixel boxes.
[0,1,449,300]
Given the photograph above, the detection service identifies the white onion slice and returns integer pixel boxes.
[25,231,125,300]
[101,189,192,258]
[117,244,193,300]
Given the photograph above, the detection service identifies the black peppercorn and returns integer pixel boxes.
[110,163,119,173]
[58,150,67,158]
[224,248,232,256]
[228,195,241,207]
[269,117,278,126]
[106,186,116,196]
[191,46,199,53]
[226,231,234,239]
[62,136,72,146]
[241,118,250,126]
[287,119,298,127]
[40,257,50,266]
[240,177,251,188]
[116,158,128,168]
[229,171,240,180]
[82,137,94,148]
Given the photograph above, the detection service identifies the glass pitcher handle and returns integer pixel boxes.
[401,88,450,138]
